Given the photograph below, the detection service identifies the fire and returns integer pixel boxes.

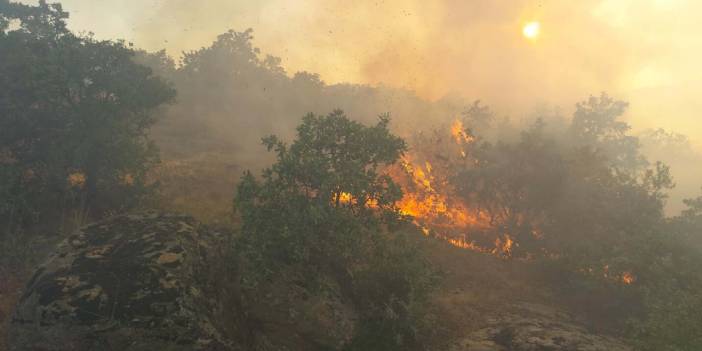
[446,235,486,251]
[388,119,506,254]
[336,191,378,208]
[492,235,515,257]
[450,119,473,144]
[378,118,547,258]
[393,155,490,229]
[583,265,637,285]
[67,172,86,189]
[621,271,636,285]
[338,192,353,204]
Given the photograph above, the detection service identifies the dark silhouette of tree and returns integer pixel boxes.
[0,0,175,231]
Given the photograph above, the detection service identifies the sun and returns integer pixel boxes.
[522,21,541,39]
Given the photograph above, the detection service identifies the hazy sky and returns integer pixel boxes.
[24,0,702,148]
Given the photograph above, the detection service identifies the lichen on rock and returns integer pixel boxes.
[450,303,633,351]
[9,212,237,351]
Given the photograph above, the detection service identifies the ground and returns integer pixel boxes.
[0,153,635,350]
[425,240,632,350]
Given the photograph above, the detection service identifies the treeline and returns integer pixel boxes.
[136,29,465,165]
[138,27,702,214]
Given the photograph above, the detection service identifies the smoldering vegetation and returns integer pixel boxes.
[2,2,702,351]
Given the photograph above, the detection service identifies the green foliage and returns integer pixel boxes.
[447,94,687,332]
[346,231,438,351]
[453,120,567,253]
[629,266,702,350]
[626,193,702,350]
[450,94,702,347]
[235,111,435,349]
[0,1,175,232]
[235,111,406,276]
[570,93,645,169]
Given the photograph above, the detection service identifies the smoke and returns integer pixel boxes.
[17,0,702,213]
[42,1,701,146]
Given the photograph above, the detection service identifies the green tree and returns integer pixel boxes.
[569,93,645,170]
[0,0,175,231]
[453,119,566,255]
[235,110,406,278]
[235,111,435,350]
[628,192,702,351]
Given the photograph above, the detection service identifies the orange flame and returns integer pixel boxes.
[387,119,541,258]
[336,191,379,208]
[492,235,515,257]
[450,119,473,144]
[338,192,353,204]
[388,121,498,253]
[621,271,636,285]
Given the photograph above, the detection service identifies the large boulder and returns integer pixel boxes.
[450,303,632,351]
[9,212,237,351]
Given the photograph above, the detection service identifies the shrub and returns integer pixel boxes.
[234,111,435,350]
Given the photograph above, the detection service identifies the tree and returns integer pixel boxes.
[452,119,566,254]
[0,0,175,231]
[235,110,406,276]
[569,93,645,170]
[234,111,435,350]
[628,193,702,351]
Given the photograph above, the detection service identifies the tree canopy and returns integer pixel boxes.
[0,0,175,231]
[235,111,435,350]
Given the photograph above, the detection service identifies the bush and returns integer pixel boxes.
[234,111,436,350]
[627,197,702,350]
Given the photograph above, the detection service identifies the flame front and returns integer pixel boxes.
[388,119,510,255]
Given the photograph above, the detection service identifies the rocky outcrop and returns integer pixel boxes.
[451,303,632,351]
[8,211,635,351]
[8,212,358,351]
[9,212,236,351]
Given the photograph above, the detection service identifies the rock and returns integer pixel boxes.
[451,303,632,351]
[9,212,238,351]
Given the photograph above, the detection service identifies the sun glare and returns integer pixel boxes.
[522,21,540,39]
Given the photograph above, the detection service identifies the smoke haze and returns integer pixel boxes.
[21,0,702,213]
[26,0,701,146]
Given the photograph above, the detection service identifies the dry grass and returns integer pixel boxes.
[148,152,244,226]
[424,239,555,342]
